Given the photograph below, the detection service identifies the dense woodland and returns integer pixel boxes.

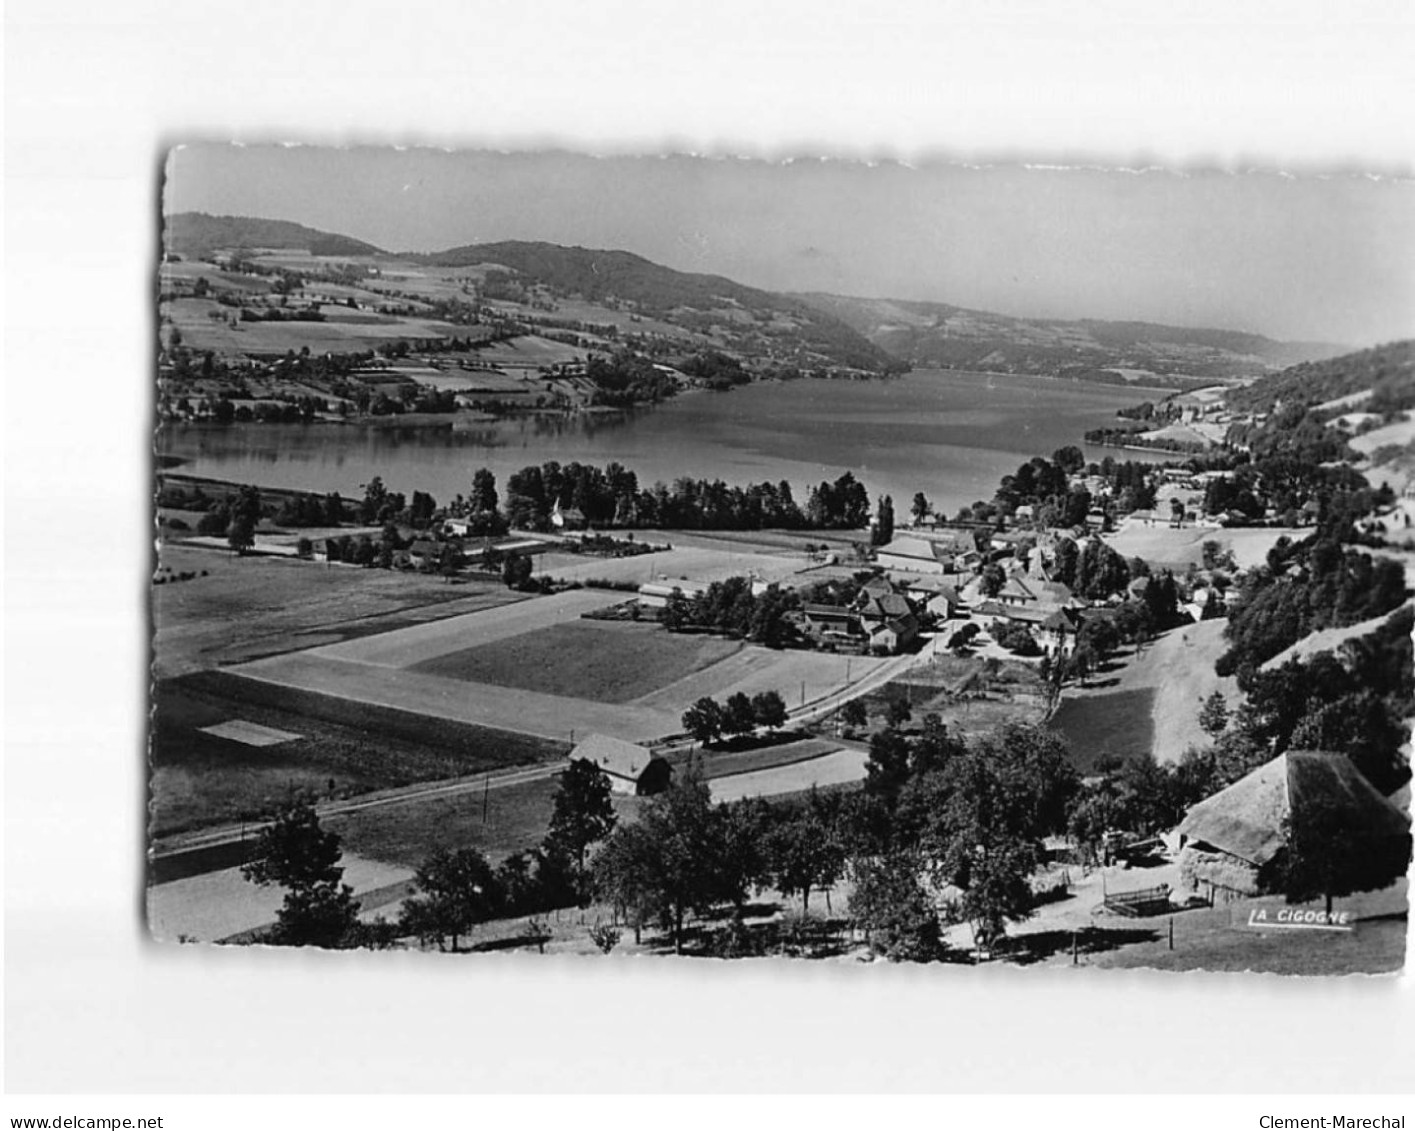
[1226,340,1415,417]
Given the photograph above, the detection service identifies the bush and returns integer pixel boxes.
[589,922,622,954]
[995,621,1041,656]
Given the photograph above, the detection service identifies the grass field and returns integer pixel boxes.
[328,777,645,871]
[410,620,741,702]
[150,673,566,840]
[1105,524,1302,570]
[152,543,527,677]
[707,747,867,803]
[1048,687,1157,774]
[1050,621,1237,766]
[329,737,852,871]
[1085,880,1408,975]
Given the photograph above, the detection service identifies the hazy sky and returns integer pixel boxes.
[165,145,1415,346]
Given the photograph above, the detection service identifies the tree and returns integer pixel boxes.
[911,492,931,525]
[594,773,736,953]
[866,727,911,801]
[470,467,499,515]
[980,563,1006,598]
[502,551,533,590]
[1067,785,1124,864]
[922,724,1078,950]
[682,697,725,746]
[751,689,788,733]
[545,758,618,901]
[840,698,868,732]
[767,800,846,915]
[592,823,658,945]
[438,542,461,582]
[722,691,758,738]
[886,695,912,729]
[226,515,256,555]
[872,494,895,547]
[241,795,359,948]
[1281,790,1410,918]
[360,476,389,524]
[1052,445,1086,476]
[1198,691,1230,739]
[399,847,502,952]
[848,851,942,961]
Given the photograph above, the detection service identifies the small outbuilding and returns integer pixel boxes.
[569,734,673,796]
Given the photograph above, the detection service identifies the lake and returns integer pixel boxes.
[156,369,1170,519]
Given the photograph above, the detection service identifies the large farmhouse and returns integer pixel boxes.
[876,535,952,575]
[1175,750,1411,904]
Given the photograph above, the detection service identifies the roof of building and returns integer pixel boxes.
[859,592,913,620]
[1177,751,1411,867]
[638,579,708,598]
[570,734,660,783]
[802,603,857,622]
[905,578,961,602]
[998,576,1039,602]
[869,613,919,638]
[409,539,440,555]
[877,536,949,563]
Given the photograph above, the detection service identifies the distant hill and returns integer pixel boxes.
[1226,339,1415,415]
[165,212,385,259]
[794,293,1347,385]
[411,241,901,374]
[160,212,1357,384]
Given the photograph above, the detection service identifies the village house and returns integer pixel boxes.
[550,500,588,530]
[897,575,963,619]
[395,538,441,570]
[800,581,921,654]
[800,603,865,649]
[875,535,953,575]
[569,734,673,796]
[636,579,709,609]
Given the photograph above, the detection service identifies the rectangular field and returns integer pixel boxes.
[410,621,741,702]
[707,747,868,804]
[150,673,568,839]
[1047,687,1157,774]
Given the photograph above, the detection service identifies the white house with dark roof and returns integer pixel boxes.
[569,734,673,796]
[876,535,951,575]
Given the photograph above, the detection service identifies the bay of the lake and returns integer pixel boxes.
[157,369,1172,519]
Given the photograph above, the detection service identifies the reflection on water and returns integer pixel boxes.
[157,370,1171,516]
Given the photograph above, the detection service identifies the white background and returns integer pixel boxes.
[5,0,1415,1095]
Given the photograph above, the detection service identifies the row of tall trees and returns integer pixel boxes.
[661,577,800,647]
[681,690,789,746]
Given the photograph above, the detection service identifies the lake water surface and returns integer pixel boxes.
[157,369,1169,519]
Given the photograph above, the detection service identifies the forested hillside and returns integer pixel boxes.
[1227,340,1415,415]
[166,213,385,259]
[414,241,902,374]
